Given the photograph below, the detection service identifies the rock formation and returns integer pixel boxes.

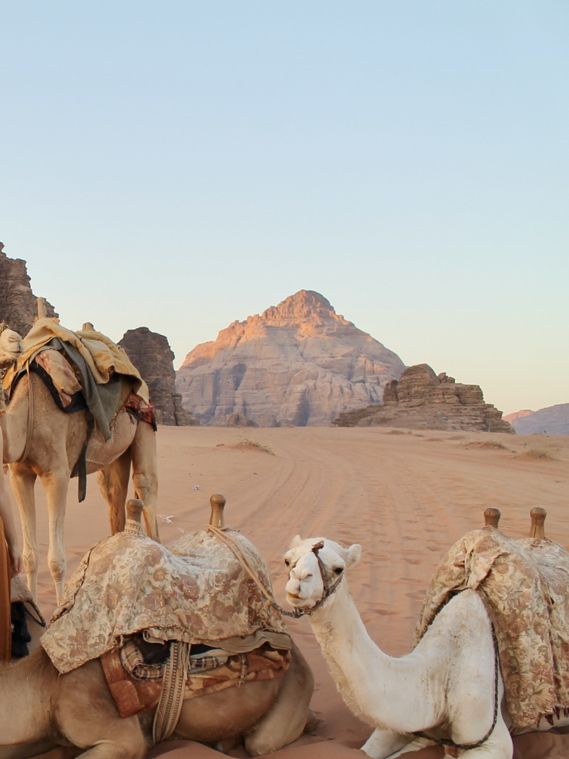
[119,328,197,426]
[0,241,57,334]
[334,363,513,433]
[504,404,569,435]
[176,290,405,426]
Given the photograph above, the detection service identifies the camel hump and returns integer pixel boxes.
[483,507,501,529]
[530,507,547,539]
[209,494,226,528]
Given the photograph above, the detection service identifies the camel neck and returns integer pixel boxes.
[308,583,443,733]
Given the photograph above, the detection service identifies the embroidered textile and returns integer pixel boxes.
[416,528,569,731]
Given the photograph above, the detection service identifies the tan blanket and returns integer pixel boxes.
[41,525,289,674]
[3,318,149,402]
[416,528,569,731]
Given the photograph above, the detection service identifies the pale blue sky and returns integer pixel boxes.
[1,2,567,414]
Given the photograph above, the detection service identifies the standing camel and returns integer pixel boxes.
[282,532,569,759]
[0,324,158,602]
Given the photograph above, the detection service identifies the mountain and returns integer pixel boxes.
[334,364,513,433]
[0,241,57,333]
[504,404,569,435]
[176,290,405,426]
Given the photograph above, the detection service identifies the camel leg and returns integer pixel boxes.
[57,660,148,759]
[97,448,132,534]
[244,641,314,755]
[8,466,38,598]
[361,729,434,759]
[40,468,70,603]
[130,421,159,540]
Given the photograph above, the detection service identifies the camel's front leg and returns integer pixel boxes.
[40,468,70,603]
[361,728,434,759]
[8,465,38,598]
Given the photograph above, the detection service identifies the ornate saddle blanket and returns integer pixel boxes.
[416,528,569,731]
[101,637,290,718]
[41,524,290,674]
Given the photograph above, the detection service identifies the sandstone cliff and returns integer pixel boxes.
[176,290,405,426]
[119,328,197,426]
[334,363,513,433]
[0,242,57,333]
[504,404,569,435]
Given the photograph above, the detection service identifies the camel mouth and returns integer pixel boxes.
[286,591,313,608]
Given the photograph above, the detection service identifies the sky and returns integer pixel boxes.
[1,1,567,415]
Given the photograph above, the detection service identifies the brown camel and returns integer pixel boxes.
[0,639,313,759]
[0,497,314,759]
[0,325,158,602]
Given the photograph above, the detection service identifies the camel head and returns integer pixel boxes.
[283,535,361,611]
[0,324,23,366]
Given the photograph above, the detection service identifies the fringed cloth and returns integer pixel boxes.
[41,526,290,674]
[416,528,569,732]
[0,518,11,661]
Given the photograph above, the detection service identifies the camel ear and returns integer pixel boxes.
[290,534,303,548]
[345,544,362,567]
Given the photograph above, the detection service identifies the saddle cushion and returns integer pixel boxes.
[41,526,290,674]
[416,528,569,731]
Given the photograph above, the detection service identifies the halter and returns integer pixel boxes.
[279,540,345,619]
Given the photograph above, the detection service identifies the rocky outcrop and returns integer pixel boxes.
[334,364,513,433]
[119,328,197,426]
[0,242,57,334]
[176,290,405,426]
[504,404,569,435]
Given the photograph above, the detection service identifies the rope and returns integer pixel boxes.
[412,623,500,750]
[207,526,344,619]
[152,640,190,743]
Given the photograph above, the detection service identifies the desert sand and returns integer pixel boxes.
[29,426,569,759]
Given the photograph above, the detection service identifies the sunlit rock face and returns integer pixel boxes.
[0,242,57,334]
[334,363,513,433]
[176,290,405,427]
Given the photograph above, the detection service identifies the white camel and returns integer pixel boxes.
[283,535,569,759]
[0,324,158,602]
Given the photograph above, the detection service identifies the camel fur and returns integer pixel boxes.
[0,640,313,759]
[283,535,569,759]
[0,324,158,602]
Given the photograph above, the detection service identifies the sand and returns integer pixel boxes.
[29,426,569,759]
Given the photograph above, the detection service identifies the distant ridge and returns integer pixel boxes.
[504,404,569,435]
[176,290,405,426]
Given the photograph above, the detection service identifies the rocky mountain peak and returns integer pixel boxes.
[177,291,405,426]
[260,290,345,326]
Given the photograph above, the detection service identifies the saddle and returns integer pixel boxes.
[417,528,569,731]
[101,636,290,718]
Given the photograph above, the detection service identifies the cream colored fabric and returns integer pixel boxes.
[41,527,289,674]
[3,318,149,402]
[416,528,569,731]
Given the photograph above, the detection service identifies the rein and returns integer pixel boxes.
[207,528,344,619]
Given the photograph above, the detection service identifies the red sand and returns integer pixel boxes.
[32,426,569,758]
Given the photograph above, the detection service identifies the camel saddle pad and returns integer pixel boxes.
[101,640,290,718]
[3,318,149,403]
[416,528,569,731]
[41,526,289,674]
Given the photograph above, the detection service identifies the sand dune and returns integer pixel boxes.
[31,426,569,759]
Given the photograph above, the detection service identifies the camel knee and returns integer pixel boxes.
[48,554,66,584]
[22,549,38,576]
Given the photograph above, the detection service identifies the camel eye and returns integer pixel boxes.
[284,558,291,567]
[333,566,344,576]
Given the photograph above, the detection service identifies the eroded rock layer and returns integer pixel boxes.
[334,363,513,433]
[119,328,197,426]
[176,290,405,426]
[0,242,57,333]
